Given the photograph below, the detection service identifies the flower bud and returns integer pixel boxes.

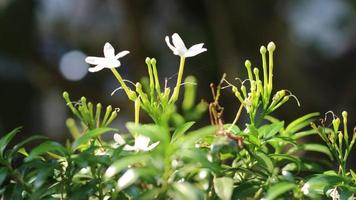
[260,46,267,54]
[267,41,276,52]
[145,57,151,65]
[342,111,349,142]
[150,58,157,65]
[332,118,340,133]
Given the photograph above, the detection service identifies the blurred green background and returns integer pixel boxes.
[0,0,355,162]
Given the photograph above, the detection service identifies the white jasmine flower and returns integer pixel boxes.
[85,42,130,72]
[113,133,126,146]
[117,169,138,190]
[165,33,207,57]
[301,183,310,195]
[327,187,340,200]
[113,133,160,152]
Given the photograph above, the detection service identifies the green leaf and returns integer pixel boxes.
[288,143,333,160]
[304,174,344,196]
[26,141,67,161]
[270,154,301,171]
[264,182,296,200]
[0,127,21,157]
[138,188,160,200]
[9,135,47,158]
[0,167,8,186]
[232,182,259,199]
[258,121,284,139]
[72,127,115,150]
[105,153,149,179]
[172,182,204,200]
[176,126,216,148]
[214,176,234,200]
[172,121,195,142]
[292,129,317,140]
[283,162,323,173]
[127,122,169,145]
[223,124,241,135]
[285,112,319,134]
[253,151,274,174]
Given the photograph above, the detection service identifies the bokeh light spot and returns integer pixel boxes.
[59,50,88,81]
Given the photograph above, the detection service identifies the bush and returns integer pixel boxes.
[0,33,355,199]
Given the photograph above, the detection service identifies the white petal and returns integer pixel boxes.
[145,141,160,151]
[123,144,137,151]
[85,56,106,65]
[117,169,138,190]
[103,42,115,58]
[88,65,105,72]
[115,50,130,59]
[185,43,207,57]
[172,33,187,51]
[101,58,121,68]
[135,135,150,149]
[165,36,177,52]
[105,166,117,178]
[114,133,126,145]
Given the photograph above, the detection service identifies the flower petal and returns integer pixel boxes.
[88,64,105,72]
[146,141,160,151]
[103,42,115,58]
[123,145,137,151]
[135,135,150,149]
[114,133,126,145]
[103,59,121,68]
[165,36,177,52]
[85,56,106,65]
[117,169,138,191]
[172,33,187,51]
[185,43,207,57]
[115,50,130,59]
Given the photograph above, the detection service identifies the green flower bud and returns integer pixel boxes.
[95,103,102,127]
[332,118,340,133]
[267,41,276,52]
[245,60,253,81]
[260,46,267,54]
[145,57,151,65]
[342,111,349,142]
[101,105,112,127]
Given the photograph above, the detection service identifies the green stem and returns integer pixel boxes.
[4,162,32,194]
[170,56,186,103]
[134,98,141,137]
[110,68,137,101]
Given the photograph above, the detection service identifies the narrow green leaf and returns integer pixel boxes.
[223,124,241,135]
[176,126,216,148]
[292,129,318,140]
[304,174,344,196]
[72,127,115,150]
[283,162,323,173]
[26,141,67,161]
[172,121,195,142]
[288,143,332,160]
[0,127,22,157]
[258,121,284,139]
[126,123,169,145]
[254,151,274,174]
[285,112,319,134]
[172,182,204,200]
[264,182,296,200]
[0,167,8,186]
[214,176,234,200]
[9,135,47,158]
[270,154,301,171]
